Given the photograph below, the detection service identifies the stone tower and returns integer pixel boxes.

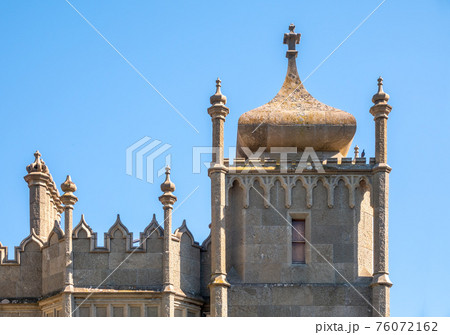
[210,24,393,317]
[24,151,64,242]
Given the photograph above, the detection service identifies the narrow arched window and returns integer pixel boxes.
[292,219,306,264]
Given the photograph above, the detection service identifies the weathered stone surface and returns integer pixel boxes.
[0,27,391,318]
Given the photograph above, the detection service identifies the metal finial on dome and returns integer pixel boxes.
[372,76,390,105]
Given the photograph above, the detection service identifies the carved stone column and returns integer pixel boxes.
[370,77,393,316]
[60,175,78,317]
[208,78,230,317]
[159,167,177,317]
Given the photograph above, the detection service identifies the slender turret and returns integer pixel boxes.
[159,167,177,317]
[208,78,230,317]
[60,175,78,317]
[370,77,393,316]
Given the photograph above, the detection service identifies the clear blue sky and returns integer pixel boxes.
[1,0,449,316]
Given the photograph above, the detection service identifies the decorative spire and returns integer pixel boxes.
[370,76,392,164]
[354,145,360,159]
[282,24,301,83]
[26,150,49,174]
[372,76,390,105]
[210,77,227,106]
[61,175,77,193]
[60,175,78,206]
[160,166,176,194]
[283,23,301,59]
[215,78,222,94]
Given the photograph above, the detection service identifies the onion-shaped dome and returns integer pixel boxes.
[237,24,356,159]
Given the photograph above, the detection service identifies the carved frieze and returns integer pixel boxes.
[225,174,372,210]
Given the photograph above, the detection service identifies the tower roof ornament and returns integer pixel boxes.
[26,150,49,174]
[283,23,301,58]
[210,77,227,106]
[208,78,230,121]
[159,166,177,206]
[160,166,175,194]
[372,76,390,105]
[61,175,77,193]
[60,175,78,206]
[236,24,356,159]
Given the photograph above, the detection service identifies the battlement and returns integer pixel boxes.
[0,152,206,318]
[0,213,202,261]
[0,213,203,290]
[71,214,199,254]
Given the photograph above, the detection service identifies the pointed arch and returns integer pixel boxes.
[356,175,373,208]
[19,231,44,252]
[47,223,64,246]
[73,214,94,238]
[249,175,269,208]
[107,214,130,238]
[226,175,248,207]
[174,220,198,247]
[296,175,317,208]
[265,175,290,209]
[142,214,164,238]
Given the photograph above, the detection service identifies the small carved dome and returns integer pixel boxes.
[61,175,77,193]
[237,25,356,158]
[210,78,227,106]
[26,151,49,174]
[160,166,175,193]
[372,77,390,105]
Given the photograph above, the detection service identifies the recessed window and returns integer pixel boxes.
[146,306,159,317]
[113,306,124,317]
[292,219,306,264]
[79,306,90,317]
[95,306,107,317]
[129,306,141,317]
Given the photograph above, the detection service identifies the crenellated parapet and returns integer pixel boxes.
[0,230,44,265]
[0,210,202,303]
[69,211,202,308]
[71,214,200,253]
[0,223,65,266]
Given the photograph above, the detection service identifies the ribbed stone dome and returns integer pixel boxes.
[237,25,356,159]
